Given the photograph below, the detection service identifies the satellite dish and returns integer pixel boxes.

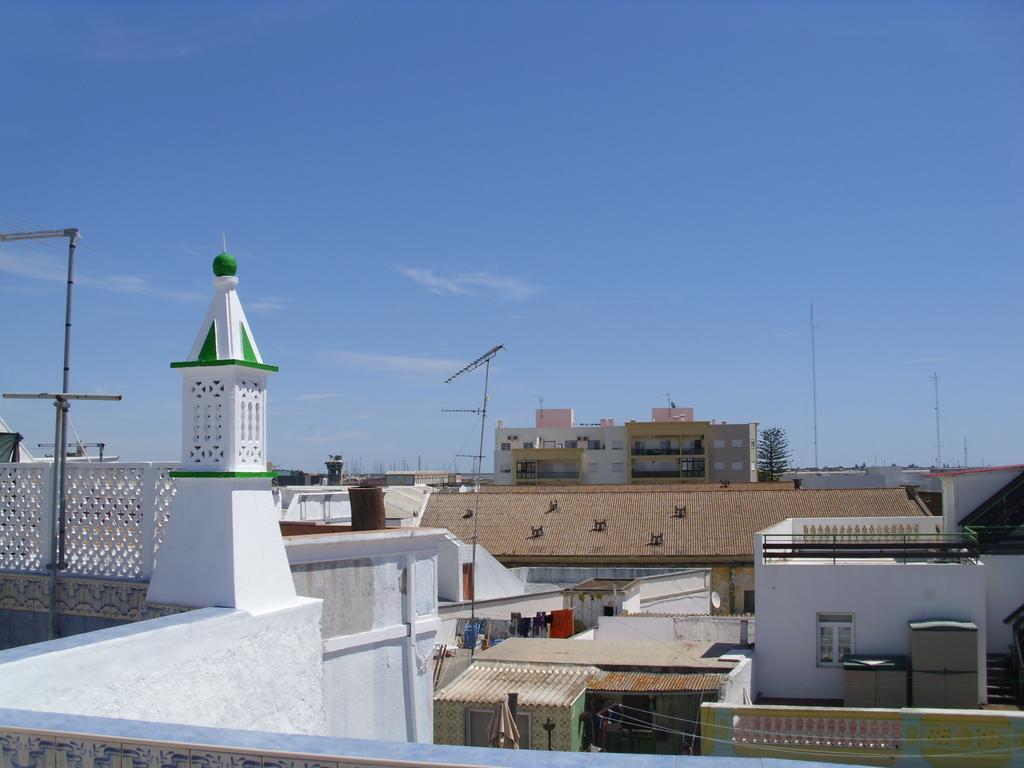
[711,591,722,610]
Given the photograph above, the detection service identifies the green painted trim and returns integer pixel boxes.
[170,359,279,372]
[198,321,218,362]
[240,322,258,364]
[170,470,278,479]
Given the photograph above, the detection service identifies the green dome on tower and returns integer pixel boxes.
[213,251,237,277]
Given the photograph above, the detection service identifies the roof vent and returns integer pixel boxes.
[462,509,474,519]
[592,519,607,532]
[548,499,559,513]
[530,525,544,539]
[673,505,687,518]
[719,479,731,488]
[648,532,664,546]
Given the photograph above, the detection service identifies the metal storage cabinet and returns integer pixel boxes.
[909,620,978,708]
[843,655,907,708]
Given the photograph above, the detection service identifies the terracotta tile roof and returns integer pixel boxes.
[434,662,597,708]
[469,482,792,494]
[588,671,725,693]
[421,487,927,564]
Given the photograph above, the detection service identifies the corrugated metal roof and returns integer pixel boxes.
[435,663,597,708]
[588,671,725,693]
[422,487,926,563]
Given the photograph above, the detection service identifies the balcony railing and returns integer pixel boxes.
[632,448,681,456]
[761,533,979,564]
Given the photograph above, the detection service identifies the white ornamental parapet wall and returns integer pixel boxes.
[700,702,1024,766]
[0,462,177,580]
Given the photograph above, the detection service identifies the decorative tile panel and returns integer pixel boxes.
[0,573,186,621]
[263,759,338,768]
[188,751,261,768]
[120,743,189,768]
[0,731,55,768]
[0,464,47,571]
[53,738,120,768]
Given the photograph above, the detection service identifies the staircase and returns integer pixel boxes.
[986,654,1018,706]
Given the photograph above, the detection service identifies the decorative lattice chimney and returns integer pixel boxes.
[147,252,297,611]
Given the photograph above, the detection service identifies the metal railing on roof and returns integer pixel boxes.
[761,532,979,565]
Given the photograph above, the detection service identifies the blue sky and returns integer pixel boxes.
[1,1,1021,472]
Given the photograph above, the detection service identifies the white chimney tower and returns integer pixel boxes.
[147,251,298,612]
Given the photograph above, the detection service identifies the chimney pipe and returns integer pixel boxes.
[349,486,387,531]
[507,692,518,721]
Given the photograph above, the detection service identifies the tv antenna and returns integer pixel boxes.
[444,343,503,656]
[535,395,544,418]
[810,303,820,468]
[663,393,672,408]
[932,372,942,467]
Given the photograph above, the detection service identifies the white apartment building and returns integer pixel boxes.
[493,406,757,485]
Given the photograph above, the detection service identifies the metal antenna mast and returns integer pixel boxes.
[810,303,819,468]
[963,436,968,469]
[444,344,503,658]
[932,372,942,467]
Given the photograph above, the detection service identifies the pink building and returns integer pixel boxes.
[651,407,695,422]
[535,408,573,428]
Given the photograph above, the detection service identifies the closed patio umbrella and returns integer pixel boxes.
[487,699,520,749]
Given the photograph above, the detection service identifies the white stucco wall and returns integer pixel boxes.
[719,657,754,704]
[982,555,1024,653]
[596,614,753,645]
[941,468,1023,531]
[286,529,442,744]
[755,554,987,702]
[637,593,709,614]
[0,601,325,734]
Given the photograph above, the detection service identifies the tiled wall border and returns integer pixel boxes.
[0,573,185,621]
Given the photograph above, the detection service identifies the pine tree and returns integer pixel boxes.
[757,427,792,482]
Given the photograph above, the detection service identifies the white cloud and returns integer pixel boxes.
[0,250,203,303]
[397,266,542,300]
[324,350,464,375]
[246,297,288,313]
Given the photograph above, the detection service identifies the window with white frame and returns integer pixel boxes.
[817,613,854,665]
[611,440,624,450]
[500,443,511,451]
[731,439,744,448]
[713,461,726,471]
[612,462,625,472]
[731,461,744,471]
[713,439,725,449]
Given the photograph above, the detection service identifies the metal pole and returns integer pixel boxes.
[810,303,819,468]
[468,357,491,659]
[47,399,65,639]
[56,232,78,587]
